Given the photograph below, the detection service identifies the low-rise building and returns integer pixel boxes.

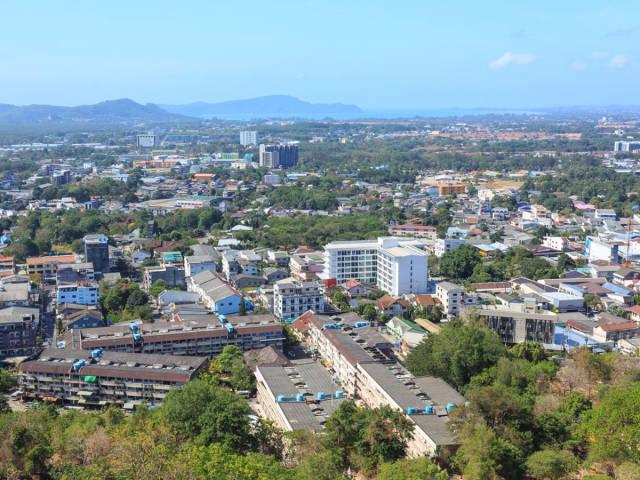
[0,307,39,359]
[67,314,283,357]
[56,281,99,306]
[273,278,324,320]
[18,348,207,408]
[435,282,475,318]
[255,359,347,432]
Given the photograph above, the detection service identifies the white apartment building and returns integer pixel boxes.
[542,236,568,252]
[324,237,428,296]
[436,281,476,318]
[614,140,640,153]
[433,238,467,258]
[240,130,257,146]
[273,278,324,320]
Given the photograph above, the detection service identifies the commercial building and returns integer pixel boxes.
[0,307,39,359]
[66,314,283,357]
[324,237,429,296]
[83,234,110,274]
[255,359,346,432]
[239,131,257,146]
[19,348,207,408]
[273,278,324,320]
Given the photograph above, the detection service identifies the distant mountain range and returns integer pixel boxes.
[160,95,363,117]
[0,99,189,125]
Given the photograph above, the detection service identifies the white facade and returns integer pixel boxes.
[240,131,257,146]
[136,134,159,148]
[324,237,428,296]
[614,141,640,152]
[273,278,324,320]
[434,238,466,258]
[542,236,567,252]
[435,281,473,318]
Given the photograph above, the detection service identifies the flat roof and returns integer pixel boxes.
[258,359,346,431]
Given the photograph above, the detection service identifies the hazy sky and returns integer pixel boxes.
[1,0,639,109]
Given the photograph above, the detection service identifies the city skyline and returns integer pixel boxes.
[1,0,639,109]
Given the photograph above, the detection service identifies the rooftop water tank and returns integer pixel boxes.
[296,393,305,402]
[446,403,455,413]
[277,395,286,403]
[407,407,417,415]
[425,406,434,415]
[335,390,344,399]
[317,392,326,401]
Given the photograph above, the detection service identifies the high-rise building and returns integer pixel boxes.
[83,234,109,274]
[239,131,257,146]
[259,144,299,169]
[324,237,429,296]
[614,141,640,153]
[136,134,159,148]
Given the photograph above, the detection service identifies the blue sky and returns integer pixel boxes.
[0,0,638,109]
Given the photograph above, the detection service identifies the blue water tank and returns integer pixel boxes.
[219,314,227,324]
[133,333,142,342]
[224,323,234,333]
[354,321,370,328]
[317,392,326,401]
[446,403,455,413]
[407,407,417,415]
[91,348,103,359]
[129,321,139,332]
[72,360,86,372]
[296,393,304,402]
[277,395,286,403]
[335,390,344,399]
[425,406,434,415]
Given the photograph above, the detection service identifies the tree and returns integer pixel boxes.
[438,244,482,280]
[578,382,640,464]
[377,457,448,480]
[454,421,524,480]
[160,379,254,452]
[511,342,546,363]
[0,368,17,393]
[405,322,506,389]
[148,279,167,298]
[362,304,378,322]
[525,449,579,480]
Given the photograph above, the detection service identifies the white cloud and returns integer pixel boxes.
[609,53,629,68]
[591,51,609,60]
[489,51,537,69]
[571,61,588,70]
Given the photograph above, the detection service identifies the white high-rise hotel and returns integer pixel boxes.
[324,237,429,296]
